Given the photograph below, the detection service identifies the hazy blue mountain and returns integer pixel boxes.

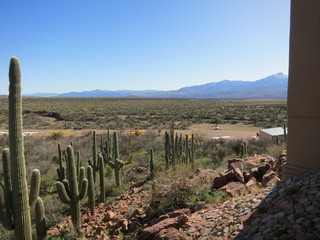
[56,90,162,98]
[24,92,59,97]
[25,73,288,98]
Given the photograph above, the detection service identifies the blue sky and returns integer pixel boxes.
[0,1,290,94]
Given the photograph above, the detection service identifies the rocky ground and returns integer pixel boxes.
[48,151,320,240]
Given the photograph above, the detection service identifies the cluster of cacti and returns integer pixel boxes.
[0,57,47,240]
[100,128,113,163]
[164,123,196,167]
[240,141,248,158]
[56,145,88,230]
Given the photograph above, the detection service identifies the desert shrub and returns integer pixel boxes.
[267,142,286,158]
[150,178,193,217]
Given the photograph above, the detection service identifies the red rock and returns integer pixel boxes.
[241,211,253,223]
[139,214,189,239]
[262,170,276,186]
[155,227,182,240]
[129,208,144,219]
[258,163,272,176]
[47,229,60,235]
[167,208,191,218]
[103,211,115,221]
[106,221,114,227]
[243,170,252,182]
[234,167,245,183]
[245,177,259,188]
[213,170,236,188]
[250,167,261,181]
[117,218,129,231]
[228,158,244,172]
[219,181,245,196]
[260,156,276,167]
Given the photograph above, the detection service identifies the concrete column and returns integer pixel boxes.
[283,0,320,180]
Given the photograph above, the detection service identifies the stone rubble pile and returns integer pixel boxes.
[213,154,283,196]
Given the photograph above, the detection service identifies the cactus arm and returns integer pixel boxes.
[87,166,95,215]
[78,167,85,192]
[0,183,14,230]
[9,57,33,240]
[56,182,71,204]
[1,148,13,228]
[78,179,88,201]
[107,160,115,168]
[2,149,12,200]
[76,150,80,178]
[35,198,47,240]
[29,169,40,208]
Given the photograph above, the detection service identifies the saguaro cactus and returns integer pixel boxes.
[98,154,105,202]
[89,131,99,182]
[56,145,88,230]
[0,57,47,240]
[87,166,95,215]
[149,148,155,179]
[35,198,47,240]
[9,57,32,239]
[107,132,124,187]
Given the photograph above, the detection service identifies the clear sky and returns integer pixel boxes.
[0,0,290,94]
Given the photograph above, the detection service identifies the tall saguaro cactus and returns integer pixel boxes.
[9,57,32,239]
[0,57,47,240]
[56,145,88,230]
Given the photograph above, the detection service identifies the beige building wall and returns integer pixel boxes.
[283,0,320,179]
[259,131,272,142]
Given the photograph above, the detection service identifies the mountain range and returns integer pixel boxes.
[24,73,288,98]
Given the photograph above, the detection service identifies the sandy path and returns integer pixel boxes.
[0,123,260,139]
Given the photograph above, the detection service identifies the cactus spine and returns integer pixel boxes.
[56,145,88,230]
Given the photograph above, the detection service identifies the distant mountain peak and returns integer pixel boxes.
[272,72,287,79]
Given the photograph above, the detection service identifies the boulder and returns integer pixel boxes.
[139,214,189,240]
[155,227,182,240]
[234,167,245,183]
[260,156,276,168]
[250,167,261,181]
[213,170,236,188]
[219,181,245,196]
[228,158,244,172]
[245,177,259,189]
[258,163,272,176]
